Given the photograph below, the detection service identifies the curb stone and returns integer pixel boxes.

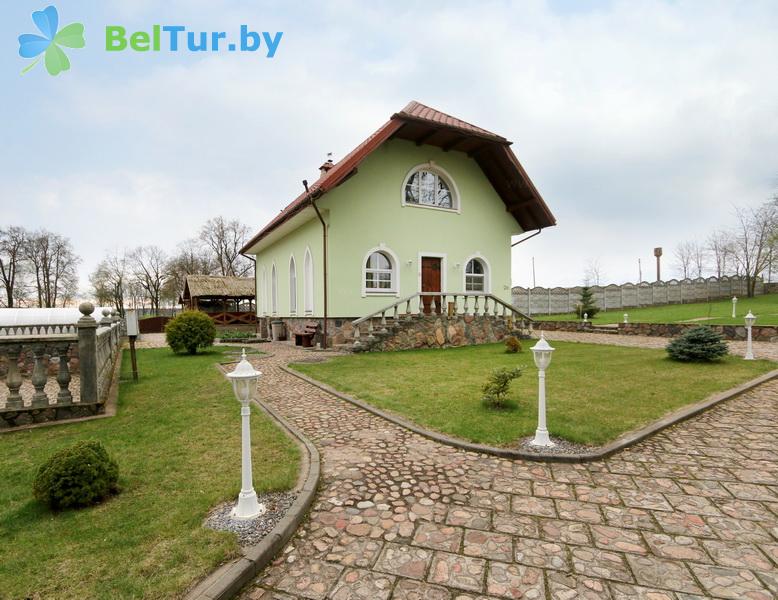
[283,364,778,464]
[185,372,321,600]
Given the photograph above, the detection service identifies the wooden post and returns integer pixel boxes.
[129,336,139,382]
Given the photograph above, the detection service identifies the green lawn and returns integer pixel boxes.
[292,342,773,446]
[533,293,778,325]
[0,347,299,599]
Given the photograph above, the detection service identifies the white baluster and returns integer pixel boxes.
[380,311,387,333]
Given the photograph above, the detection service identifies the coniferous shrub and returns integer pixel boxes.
[575,286,599,318]
[504,336,522,353]
[666,326,728,362]
[33,441,119,510]
[482,367,522,409]
[165,310,216,354]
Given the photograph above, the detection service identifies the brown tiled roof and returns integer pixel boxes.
[183,275,255,299]
[241,101,555,253]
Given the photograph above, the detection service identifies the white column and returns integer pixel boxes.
[233,397,264,519]
[532,369,553,447]
[745,325,755,360]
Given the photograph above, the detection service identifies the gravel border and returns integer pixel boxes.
[283,364,778,463]
[204,491,297,548]
[184,364,321,600]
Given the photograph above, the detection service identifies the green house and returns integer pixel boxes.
[241,101,555,348]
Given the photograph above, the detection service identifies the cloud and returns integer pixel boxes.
[2,0,778,291]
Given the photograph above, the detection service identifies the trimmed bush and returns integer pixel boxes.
[482,367,522,409]
[666,326,728,362]
[33,441,119,510]
[504,336,522,353]
[165,310,216,354]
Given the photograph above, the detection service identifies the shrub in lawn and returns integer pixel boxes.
[666,326,728,362]
[482,367,522,409]
[33,440,119,510]
[165,310,216,354]
[504,336,522,353]
[575,286,599,319]
[219,329,249,340]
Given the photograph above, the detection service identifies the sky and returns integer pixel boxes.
[2,0,777,292]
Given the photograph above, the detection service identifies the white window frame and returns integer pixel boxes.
[271,263,278,315]
[362,245,400,297]
[289,254,297,316]
[303,246,314,315]
[462,254,491,294]
[401,162,461,213]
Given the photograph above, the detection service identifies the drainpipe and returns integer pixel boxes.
[511,228,542,247]
[304,180,328,349]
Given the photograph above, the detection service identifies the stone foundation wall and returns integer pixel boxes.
[0,403,103,429]
[533,321,594,333]
[355,314,525,352]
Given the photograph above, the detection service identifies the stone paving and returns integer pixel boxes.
[234,339,778,600]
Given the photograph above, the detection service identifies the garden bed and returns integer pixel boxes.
[290,341,774,446]
[0,347,299,599]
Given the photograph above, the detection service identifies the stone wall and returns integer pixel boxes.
[535,319,778,342]
[354,314,525,352]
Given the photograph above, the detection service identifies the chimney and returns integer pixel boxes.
[319,152,334,176]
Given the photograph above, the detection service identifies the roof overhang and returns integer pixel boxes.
[241,102,556,254]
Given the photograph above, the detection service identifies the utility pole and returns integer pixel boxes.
[531,257,536,288]
[638,258,642,282]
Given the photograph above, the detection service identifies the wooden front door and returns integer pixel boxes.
[421,257,442,315]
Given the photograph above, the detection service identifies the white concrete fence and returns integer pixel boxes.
[512,276,764,316]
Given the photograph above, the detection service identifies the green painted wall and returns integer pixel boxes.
[253,138,522,318]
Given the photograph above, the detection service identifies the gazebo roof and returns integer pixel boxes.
[183,275,255,299]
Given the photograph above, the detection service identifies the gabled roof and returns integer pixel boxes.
[241,101,555,254]
[183,275,255,299]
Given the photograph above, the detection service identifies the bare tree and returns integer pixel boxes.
[583,258,604,286]
[0,226,28,307]
[90,250,129,313]
[673,241,694,279]
[24,230,80,307]
[690,241,707,278]
[130,245,168,315]
[199,217,252,277]
[164,239,215,303]
[731,202,778,297]
[707,230,734,278]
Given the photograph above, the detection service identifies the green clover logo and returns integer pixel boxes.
[18,5,85,76]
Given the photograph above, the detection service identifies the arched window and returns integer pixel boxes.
[303,248,314,314]
[271,263,278,314]
[289,256,297,315]
[403,165,458,210]
[365,251,394,292]
[465,258,487,292]
[261,268,268,315]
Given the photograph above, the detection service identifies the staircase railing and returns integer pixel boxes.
[352,292,532,345]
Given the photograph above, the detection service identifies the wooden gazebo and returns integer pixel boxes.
[181,275,256,326]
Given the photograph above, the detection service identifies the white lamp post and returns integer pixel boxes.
[623,313,629,324]
[583,312,588,323]
[530,333,556,447]
[744,311,756,360]
[225,349,265,520]
[732,296,738,318]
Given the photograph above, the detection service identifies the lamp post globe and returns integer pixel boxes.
[530,334,555,447]
[225,349,266,519]
[744,311,756,361]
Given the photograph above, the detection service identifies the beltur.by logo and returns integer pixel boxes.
[18,5,85,76]
[106,25,283,58]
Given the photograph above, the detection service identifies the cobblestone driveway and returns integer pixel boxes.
[242,341,778,600]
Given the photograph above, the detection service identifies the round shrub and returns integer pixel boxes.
[165,310,216,354]
[666,326,728,362]
[504,336,522,353]
[33,440,119,510]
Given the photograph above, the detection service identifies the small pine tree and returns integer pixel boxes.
[482,367,522,409]
[575,286,599,318]
[666,326,728,362]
